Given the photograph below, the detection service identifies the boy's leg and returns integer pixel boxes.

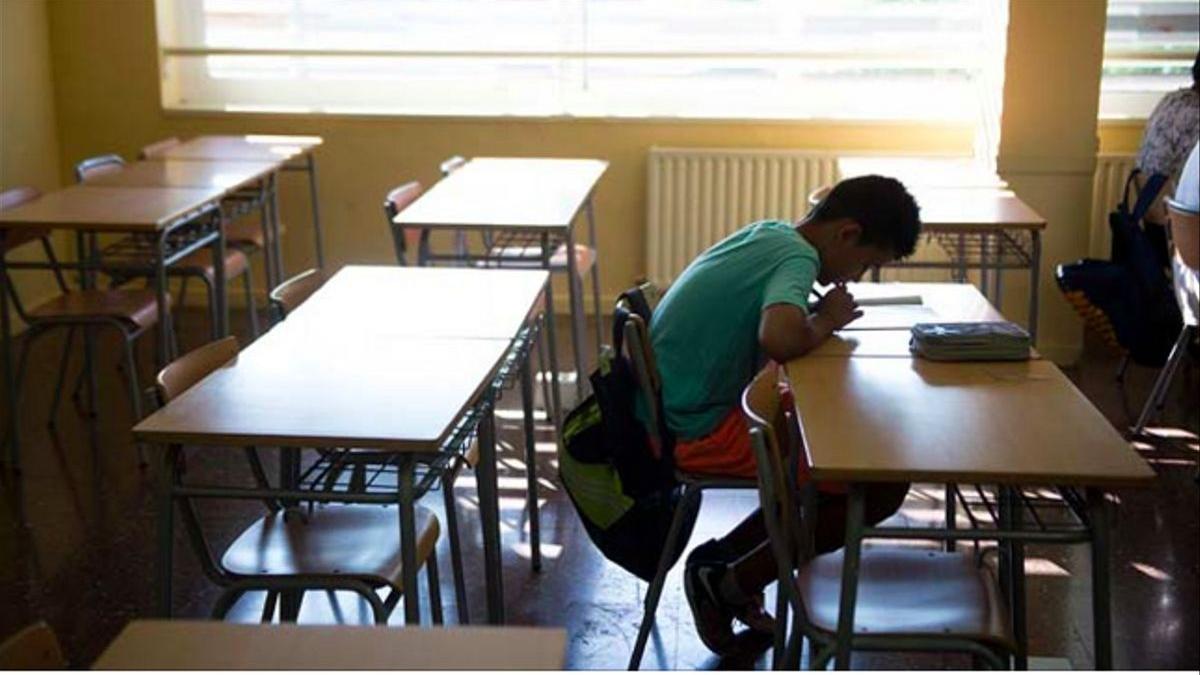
[719,482,911,602]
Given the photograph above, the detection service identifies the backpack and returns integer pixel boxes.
[559,285,698,582]
[1056,169,1181,366]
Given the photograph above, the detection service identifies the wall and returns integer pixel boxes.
[1,0,64,334]
[38,0,1155,362]
[43,0,971,312]
[997,0,1109,363]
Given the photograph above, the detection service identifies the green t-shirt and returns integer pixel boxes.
[650,220,820,440]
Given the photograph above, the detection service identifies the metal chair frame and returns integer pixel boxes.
[743,371,1013,670]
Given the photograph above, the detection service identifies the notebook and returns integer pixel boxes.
[910,321,1031,361]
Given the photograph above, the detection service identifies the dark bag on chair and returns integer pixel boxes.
[1057,169,1181,366]
[558,287,694,581]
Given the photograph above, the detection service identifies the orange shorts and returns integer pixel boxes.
[672,375,843,492]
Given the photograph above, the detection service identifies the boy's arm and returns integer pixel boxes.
[758,286,861,362]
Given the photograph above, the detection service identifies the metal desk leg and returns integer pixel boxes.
[81,232,99,416]
[259,180,278,289]
[212,213,229,337]
[398,455,421,625]
[1029,231,1041,342]
[157,444,180,617]
[585,199,603,359]
[270,173,286,283]
[305,153,325,269]
[564,222,586,402]
[945,483,957,552]
[476,397,506,624]
[0,250,18,470]
[833,484,866,670]
[520,349,541,572]
[154,232,176,364]
[980,234,991,302]
[540,237,563,428]
[1011,487,1029,669]
[1088,488,1113,670]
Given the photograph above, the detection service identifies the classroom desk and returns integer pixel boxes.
[134,266,549,626]
[782,355,1154,669]
[149,135,326,284]
[837,281,1006,330]
[93,620,567,670]
[393,157,609,412]
[0,184,227,467]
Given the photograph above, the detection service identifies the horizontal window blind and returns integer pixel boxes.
[1102,0,1199,119]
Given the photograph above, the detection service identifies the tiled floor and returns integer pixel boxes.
[1,309,1196,669]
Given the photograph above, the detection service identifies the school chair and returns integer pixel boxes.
[140,137,277,289]
[0,186,162,469]
[154,336,444,625]
[1133,198,1199,436]
[75,154,260,343]
[267,267,477,622]
[741,367,1015,669]
[0,621,66,670]
[622,287,757,671]
[381,181,427,266]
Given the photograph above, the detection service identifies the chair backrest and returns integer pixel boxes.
[75,153,125,182]
[439,155,466,176]
[0,186,50,254]
[156,336,240,404]
[616,282,664,440]
[382,181,424,264]
[742,367,808,618]
[268,267,329,320]
[0,622,67,670]
[139,136,181,159]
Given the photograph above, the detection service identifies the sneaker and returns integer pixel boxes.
[684,548,735,654]
[731,593,777,635]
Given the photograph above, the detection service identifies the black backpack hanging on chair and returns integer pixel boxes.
[1056,169,1182,367]
[558,286,698,582]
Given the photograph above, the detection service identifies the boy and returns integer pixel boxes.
[646,175,921,653]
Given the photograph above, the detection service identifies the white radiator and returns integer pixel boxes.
[1090,154,1137,258]
[646,148,1140,285]
[646,147,839,287]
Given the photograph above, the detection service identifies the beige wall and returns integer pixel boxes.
[1,0,64,334]
[997,0,1108,363]
[42,0,971,308]
[34,0,1150,361]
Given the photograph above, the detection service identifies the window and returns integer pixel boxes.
[1101,0,1199,119]
[156,0,1008,122]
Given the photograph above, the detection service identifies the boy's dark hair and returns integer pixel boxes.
[809,174,921,259]
[1192,51,1199,88]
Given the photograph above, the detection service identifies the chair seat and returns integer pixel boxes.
[173,246,249,282]
[222,504,439,590]
[483,242,596,276]
[797,548,1013,648]
[225,218,269,249]
[29,289,164,331]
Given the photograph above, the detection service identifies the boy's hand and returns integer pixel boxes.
[816,285,863,329]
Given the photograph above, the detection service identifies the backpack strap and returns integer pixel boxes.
[1131,172,1168,224]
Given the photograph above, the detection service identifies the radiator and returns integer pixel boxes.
[1090,154,1137,258]
[646,147,838,287]
[646,148,1139,285]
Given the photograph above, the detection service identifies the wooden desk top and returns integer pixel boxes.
[910,187,1046,232]
[81,159,277,193]
[93,620,567,670]
[782,357,1154,487]
[134,328,511,451]
[394,157,608,231]
[811,329,1042,360]
[151,135,321,162]
[839,282,1006,330]
[838,156,1008,189]
[287,266,549,340]
[0,185,224,233]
